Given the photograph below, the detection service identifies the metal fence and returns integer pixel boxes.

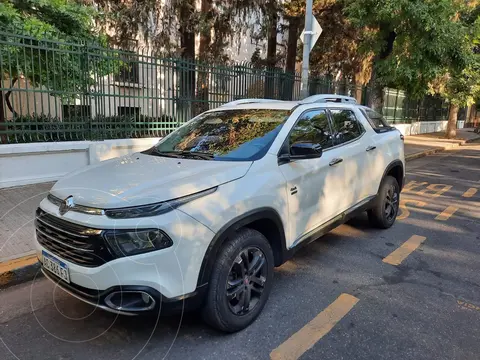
[0,31,459,144]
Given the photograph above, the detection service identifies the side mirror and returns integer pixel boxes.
[290,142,323,159]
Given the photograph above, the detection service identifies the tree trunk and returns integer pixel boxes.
[266,1,277,68]
[179,0,195,60]
[283,16,300,100]
[285,17,299,75]
[368,30,396,112]
[446,103,459,139]
[367,74,385,112]
[198,0,212,60]
[0,91,6,144]
[195,0,212,115]
[5,77,19,118]
[264,0,278,98]
[178,0,196,123]
[354,84,363,104]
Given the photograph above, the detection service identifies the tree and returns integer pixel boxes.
[0,0,108,119]
[345,0,469,111]
[308,0,371,100]
[195,0,261,113]
[280,0,372,101]
[442,67,480,138]
[430,4,480,138]
[281,0,303,100]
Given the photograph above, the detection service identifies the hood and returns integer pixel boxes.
[50,153,252,208]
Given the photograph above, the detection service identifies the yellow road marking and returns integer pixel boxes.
[417,184,452,198]
[383,235,427,266]
[403,181,428,193]
[0,254,38,274]
[270,294,359,360]
[462,188,477,198]
[435,205,458,221]
[457,300,480,312]
[397,199,426,220]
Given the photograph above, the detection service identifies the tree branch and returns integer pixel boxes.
[5,77,19,118]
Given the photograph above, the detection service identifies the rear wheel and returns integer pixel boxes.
[202,228,274,332]
[368,175,400,229]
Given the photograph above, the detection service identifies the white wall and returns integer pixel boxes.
[0,138,160,189]
[394,120,465,136]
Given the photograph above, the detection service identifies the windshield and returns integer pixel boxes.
[147,109,290,161]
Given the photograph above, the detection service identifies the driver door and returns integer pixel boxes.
[279,109,346,248]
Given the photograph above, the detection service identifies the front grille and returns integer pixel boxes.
[35,208,115,267]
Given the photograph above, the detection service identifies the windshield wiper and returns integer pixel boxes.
[176,151,215,160]
[147,149,214,160]
[147,148,184,158]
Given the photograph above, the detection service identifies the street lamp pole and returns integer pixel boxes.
[300,0,313,99]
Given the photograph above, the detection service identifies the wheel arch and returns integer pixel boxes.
[196,207,287,287]
[381,160,405,191]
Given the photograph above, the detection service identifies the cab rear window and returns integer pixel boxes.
[361,108,395,133]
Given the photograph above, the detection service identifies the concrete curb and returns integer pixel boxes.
[0,255,42,289]
[464,136,480,144]
[405,147,445,161]
[405,134,480,162]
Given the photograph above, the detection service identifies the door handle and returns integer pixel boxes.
[329,158,343,166]
[366,145,377,152]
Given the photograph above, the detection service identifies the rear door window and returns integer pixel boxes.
[329,109,364,145]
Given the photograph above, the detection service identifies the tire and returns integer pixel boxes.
[202,228,274,332]
[368,175,400,229]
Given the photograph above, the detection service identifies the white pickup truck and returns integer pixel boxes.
[35,94,405,332]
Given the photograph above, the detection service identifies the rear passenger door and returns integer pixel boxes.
[328,108,370,211]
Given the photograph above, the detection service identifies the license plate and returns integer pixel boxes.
[42,250,70,283]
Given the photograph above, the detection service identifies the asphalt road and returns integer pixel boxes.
[1,142,479,360]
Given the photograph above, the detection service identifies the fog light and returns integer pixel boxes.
[104,291,156,311]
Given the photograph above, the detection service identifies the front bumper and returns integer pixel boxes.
[35,199,216,300]
[41,267,207,315]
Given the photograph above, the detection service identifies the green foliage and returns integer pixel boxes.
[432,65,480,107]
[432,7,480,107]
[309,0,369,80]
[0,0,101,40]
[345,0,471,97]
[4,113,175,143]
[0,0,112,105]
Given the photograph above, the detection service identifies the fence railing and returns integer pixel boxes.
[0,31,461,144]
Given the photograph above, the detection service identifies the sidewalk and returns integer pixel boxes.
[404,128,480,160]
[1,128,479,286]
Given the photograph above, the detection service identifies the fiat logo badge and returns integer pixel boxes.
[59,195,75,215]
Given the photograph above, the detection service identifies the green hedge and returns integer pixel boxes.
[1,114,176,144]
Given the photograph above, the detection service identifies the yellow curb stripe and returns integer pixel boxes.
[0,254,38,274]
[462,188,477,198]
[435,206,459,221]
[383,235,427,266]
[270,294,359,360]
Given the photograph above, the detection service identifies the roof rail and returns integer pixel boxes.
[300,94,357,104]
[220,99,284,107]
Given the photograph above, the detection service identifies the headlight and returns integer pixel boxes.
[104,229,173,257]
[104,187,217,219]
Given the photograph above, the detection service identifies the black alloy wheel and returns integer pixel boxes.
[385,183,399,222]
[226,247,268,315]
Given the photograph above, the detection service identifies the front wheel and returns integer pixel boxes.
[368,175,400,229]
[202,228,274,332]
